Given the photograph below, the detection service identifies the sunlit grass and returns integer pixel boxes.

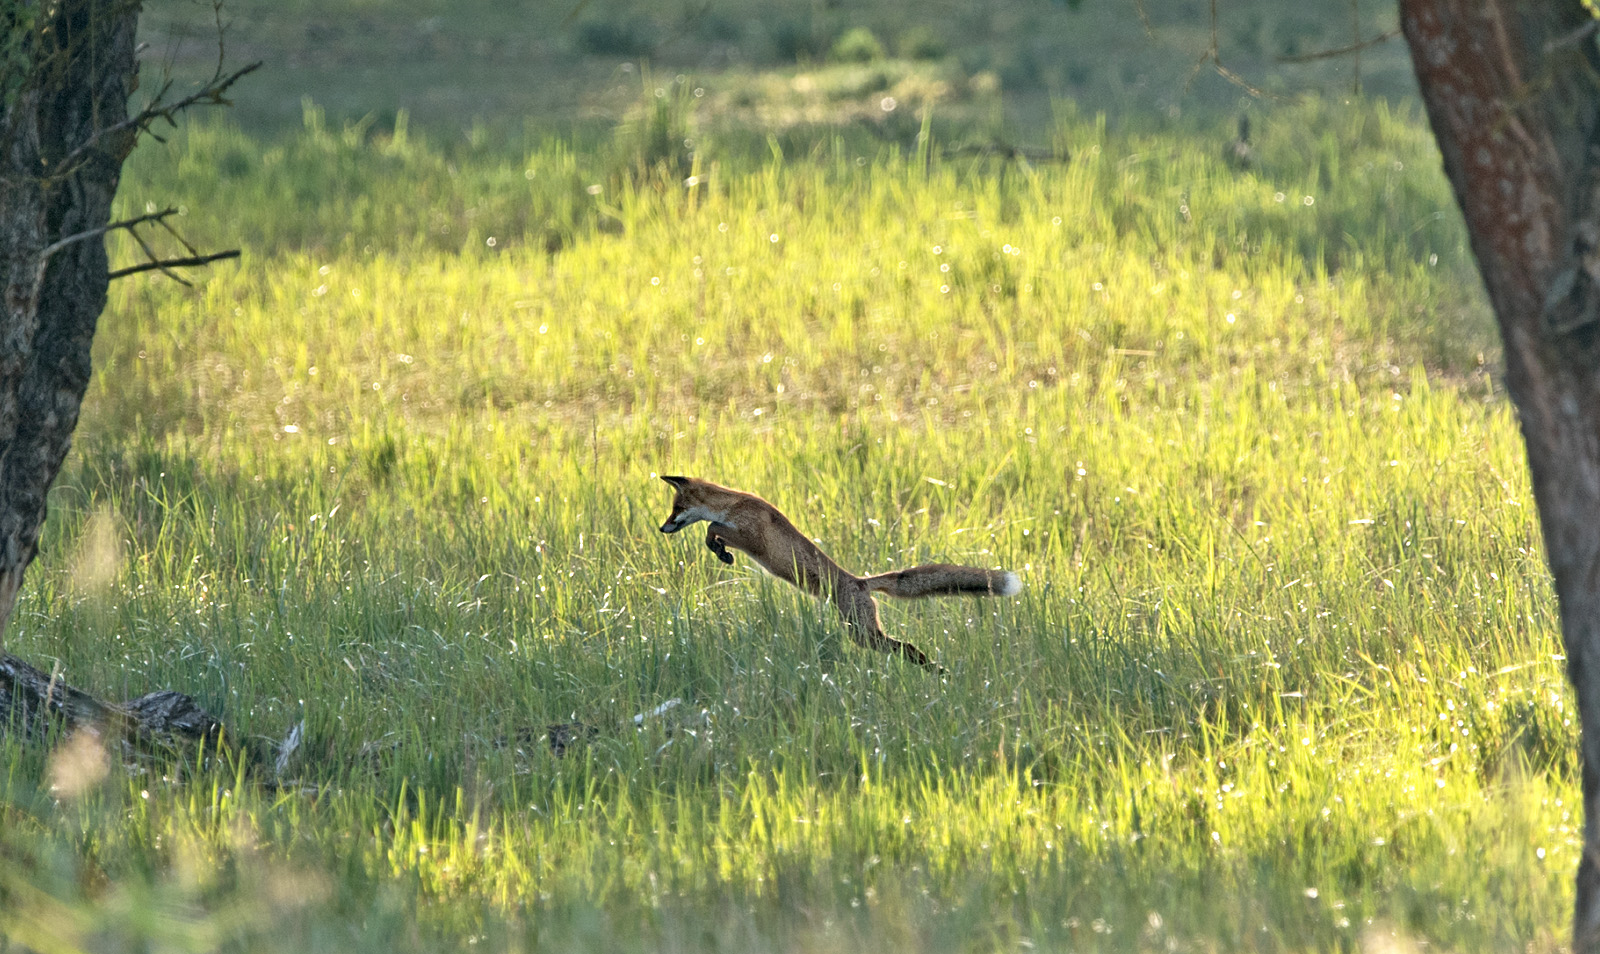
[0,96,1574,952]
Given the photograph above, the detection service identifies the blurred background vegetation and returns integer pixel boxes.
[139,0,1411,138]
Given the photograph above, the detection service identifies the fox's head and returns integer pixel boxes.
[658,475,727,533]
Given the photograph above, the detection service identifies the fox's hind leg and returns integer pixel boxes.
[838,587,946,674]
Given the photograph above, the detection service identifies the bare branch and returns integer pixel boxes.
[35,206,179,265]
[1213,62,1269,99]
[32,206,238,296]
[1189,0,1224,92]
[210,0,231,86]
[156,214,202,258]
[50,60,262,177]
[1185,0,1272,100]
[108,249,240,282]
[1277,28,1402,64]
[32,207,183,304]
[1129,0,1155,39]
[562,0,597,27]
[126,222,189,284]
[1546,18,1600,54]
[140,57,259,124]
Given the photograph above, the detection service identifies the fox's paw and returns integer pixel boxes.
[706,534,735,565]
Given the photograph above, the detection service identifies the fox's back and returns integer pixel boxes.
[697,486,843,591]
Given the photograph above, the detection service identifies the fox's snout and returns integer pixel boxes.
[659,475,692,533]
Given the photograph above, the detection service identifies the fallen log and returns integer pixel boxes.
[0,652,226,749]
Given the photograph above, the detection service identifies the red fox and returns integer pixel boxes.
[658,475,1020,673]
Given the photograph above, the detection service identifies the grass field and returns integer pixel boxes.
[0,73,1578,954]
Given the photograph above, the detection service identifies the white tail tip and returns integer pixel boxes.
[998,571,1022,597]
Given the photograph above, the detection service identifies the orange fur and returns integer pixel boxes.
[658,476,1021,673]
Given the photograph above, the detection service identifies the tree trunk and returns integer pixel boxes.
[0,2,230,746]
[1,0,140,650]
[1399,1,1600,947]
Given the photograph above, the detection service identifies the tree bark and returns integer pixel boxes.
[0,2,233,747]
[0,653,223,746]
[1399,0,1600,946]
[1,0,141,651]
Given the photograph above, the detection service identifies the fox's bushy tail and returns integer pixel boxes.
[860,564,1021,599]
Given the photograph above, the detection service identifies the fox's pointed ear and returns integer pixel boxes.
[660,475,689,488]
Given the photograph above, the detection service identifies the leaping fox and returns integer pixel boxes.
[657,475,1020,673]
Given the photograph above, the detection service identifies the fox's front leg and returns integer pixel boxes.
[705,524,735,565]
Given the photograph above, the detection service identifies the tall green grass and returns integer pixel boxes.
[1,97,1572,952]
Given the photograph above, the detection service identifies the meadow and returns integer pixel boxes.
[0,88,1578,950]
